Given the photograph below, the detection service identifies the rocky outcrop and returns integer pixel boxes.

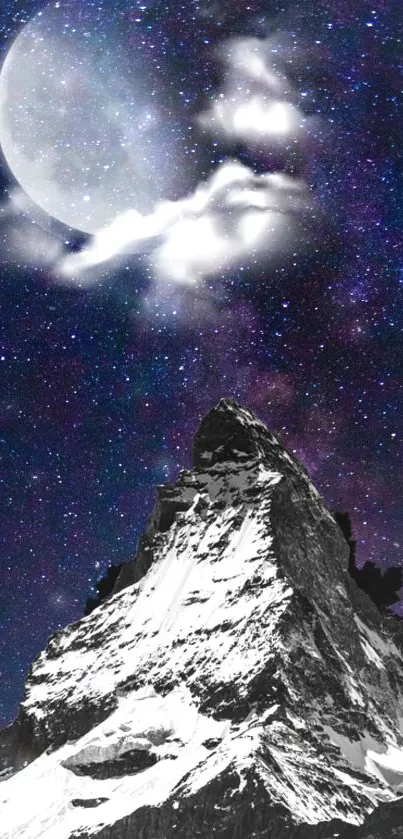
[2,399,403,838]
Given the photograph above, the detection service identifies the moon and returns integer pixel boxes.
[0,2,191,234]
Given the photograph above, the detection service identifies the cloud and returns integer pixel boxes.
[54,34,317,287]
[0,189,65,268]
[1,34,319,293]
[57,161,311,285]
[197,37,307,148]
[201,98,302,143]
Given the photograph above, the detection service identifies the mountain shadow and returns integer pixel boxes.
[335,511,402,616]
[84,563,123,616]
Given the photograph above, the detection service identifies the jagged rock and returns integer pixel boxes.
[71,799,109,809]
[2,399,403,838]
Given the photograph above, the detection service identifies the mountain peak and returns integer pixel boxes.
[192,397,282,468]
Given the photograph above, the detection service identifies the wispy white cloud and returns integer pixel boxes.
[58,161,311,285]
[197,37,307,148]
[1,34,319,293]
[200,98,302,143]
[0,189,65,268]
[55,35,316,286]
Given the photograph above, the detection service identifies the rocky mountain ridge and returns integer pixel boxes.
[1,399,403,838]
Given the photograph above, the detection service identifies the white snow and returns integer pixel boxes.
[324,725,403,791]
[1,687,227,839]
[21,485,292,721]
[366,744,403,789]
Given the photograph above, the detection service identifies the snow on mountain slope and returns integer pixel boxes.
[2,399,403,839]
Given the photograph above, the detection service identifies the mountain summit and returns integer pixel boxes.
[2,401,403,838]
[192,398,285,467]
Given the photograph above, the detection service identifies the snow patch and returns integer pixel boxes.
[325,725,403,791]
[355,616,403,662]
[0,687,228,839]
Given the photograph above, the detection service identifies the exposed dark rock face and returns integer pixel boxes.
[335,511,403,617]
[84,564,123,615]
[71,798,109,809]
[2,399,403,838]
[350,559,403,616]
[0,706,40,779]
[62,747,160,779]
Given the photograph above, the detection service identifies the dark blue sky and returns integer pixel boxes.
[0,0,402,725]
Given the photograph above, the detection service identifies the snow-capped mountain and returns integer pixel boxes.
[2,399,403,839]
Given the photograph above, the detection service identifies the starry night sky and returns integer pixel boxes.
[0,0,401,726]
